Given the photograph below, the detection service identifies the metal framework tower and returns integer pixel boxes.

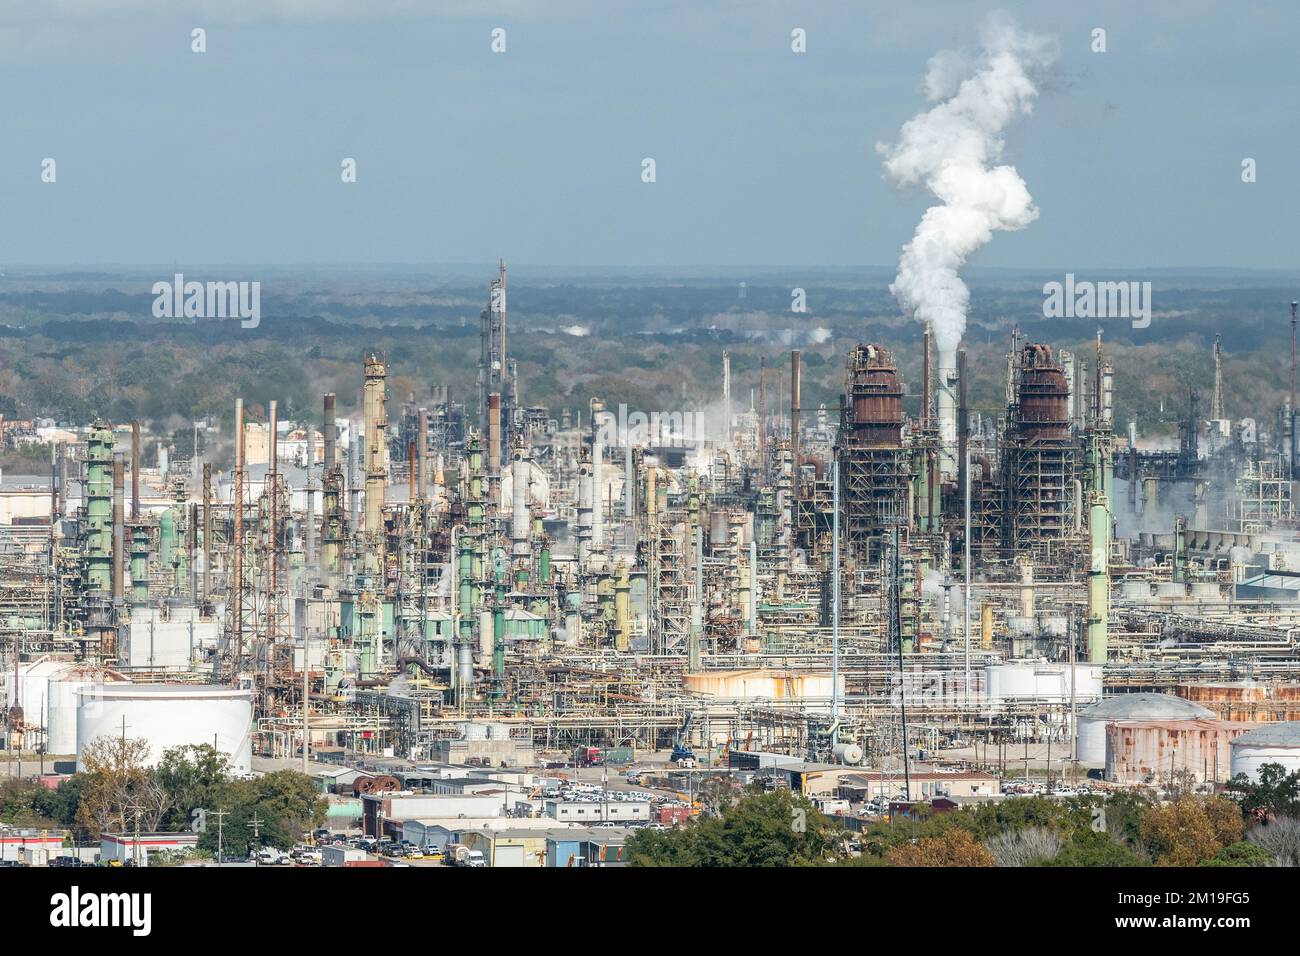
[837,345,908,561]
[1002,343,1077,557]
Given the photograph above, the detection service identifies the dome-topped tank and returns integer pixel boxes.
[1077,693,1216,766]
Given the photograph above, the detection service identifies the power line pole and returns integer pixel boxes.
[247,812,264,864]
[210,809,227,867]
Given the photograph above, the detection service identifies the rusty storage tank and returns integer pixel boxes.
[845,344,903,447]
[1106,719,1255,785]
[1175,682,1300,722]
[1017,344,1070,439]
[1077,693,1215,765]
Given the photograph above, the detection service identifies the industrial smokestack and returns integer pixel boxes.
[790,350,801,491]
[722,350,731,445]
[937,346,958,475]
[130,421,141,519]
[362,354,388,579]
[957,348,968,495]
[591,429,604,556]
[488,393,502,476]
[417,407,428,499]
[323,393,336,472]
[881,16,1054,471]
[112,452,125,602]
[921,327,932,422]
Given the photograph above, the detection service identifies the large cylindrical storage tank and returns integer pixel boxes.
[46,664,128,755]
[7,659,128,753]
[76,684,254,773]
[1229,723,1300,782]
[1076,693,1215,766]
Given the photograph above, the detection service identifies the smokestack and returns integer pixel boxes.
[1211,334,1224,421]
[921,328,932,423]
[268,400,278,485]
[722,350,731,445]
[937,345,958,475]
[591,429,604,556]
[957,348,968,497]
[417,407,428,499]
[304,413,315,575]
[881,21,1053,464]
[758,356,766,470]
[202,463,212,599]
[362,353,388,579]
[232,397,245,677]
[1292,302,1297,417]
[112,452,125,602]
[488,393,502,476]
[323,393,336,472]
[790,350,801,492]
[131,421,140,519]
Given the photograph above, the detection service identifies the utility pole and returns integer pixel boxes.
[211,809,228,867]
[247,812,263,863]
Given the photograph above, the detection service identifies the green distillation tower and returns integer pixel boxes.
[83,422,114,592]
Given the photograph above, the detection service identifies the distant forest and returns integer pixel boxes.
[0,269,1294,462]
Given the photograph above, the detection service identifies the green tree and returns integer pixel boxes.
[1226,762,1300,822]
[1201,841,1274,867]
[627,788,847,867]
[1049,830,1143,867]
[154,744,232,831]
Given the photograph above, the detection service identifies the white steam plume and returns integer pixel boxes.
[878,16,1056,353]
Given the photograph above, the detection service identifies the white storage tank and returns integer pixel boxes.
[76,684,254,773]
[984,660,1103,707]
[1229,722,1300,782]
[1076,693,1215,766]
[832,743,864,765]
[6,658,128,754]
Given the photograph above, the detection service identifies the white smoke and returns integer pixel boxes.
[879,15,1056,353]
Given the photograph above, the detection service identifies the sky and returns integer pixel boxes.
[1,0,1297,270]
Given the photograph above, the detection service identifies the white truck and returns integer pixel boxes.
[446,844,488,868]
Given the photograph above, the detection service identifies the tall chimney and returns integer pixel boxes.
[362,354,388,563]
[937,344,958,476]
[957,348,969,499]
[417,407,429,499]
[323,393,337,472]
[758,356,767,471]
[488,393,502,476]
[921,328,932,423]
[790,350,801,492]
[131,421,141,519]
[112,452,125,602]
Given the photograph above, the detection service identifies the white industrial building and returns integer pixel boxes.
[545,797,650,823]
[122,606,220,670]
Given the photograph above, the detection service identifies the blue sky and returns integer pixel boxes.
[1,0,1296,269]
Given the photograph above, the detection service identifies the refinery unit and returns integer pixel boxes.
[7,268,1300,795]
